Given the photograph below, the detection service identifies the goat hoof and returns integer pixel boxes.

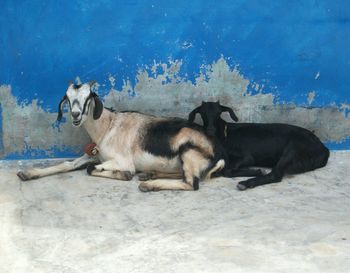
[121,171,133,181]
[237,183,247,191]
[17,171,29,181]
[86,163,97,175]
[138,182,157,192]
[237,180,256,191]
[138,182,150,192]
[138,182,160,192]
[193,177,199,191]
[138,172,154,181]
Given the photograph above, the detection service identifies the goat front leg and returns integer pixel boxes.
[138,180,194,192]
[137,171,183,181]
[17,154,98,181]
[86,160,135,181]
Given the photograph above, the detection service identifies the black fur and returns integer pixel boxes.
[72,84,83,89]
[92,92,103,120]
[193,177,199,191]
[189,102,330,190]
[86,163,98,175]
[80,95,91,116]
[143,118,197,158]
[119,110,143,114]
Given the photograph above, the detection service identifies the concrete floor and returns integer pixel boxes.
[1,152,350,273]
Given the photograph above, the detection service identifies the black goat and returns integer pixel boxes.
[189,101,330,190]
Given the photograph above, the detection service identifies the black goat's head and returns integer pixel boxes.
[57,80,103,127]
[188,101,238,137]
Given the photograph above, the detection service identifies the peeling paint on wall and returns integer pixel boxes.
[1,57,350,158]
[0,85,89,158]
[2,1,350,157]
[104,58,350,144]
[314,72,320,80]
[104,58,275,118]
[307,91,316,105]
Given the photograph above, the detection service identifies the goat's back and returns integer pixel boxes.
[142,117,215,158]
[225,122,329,167]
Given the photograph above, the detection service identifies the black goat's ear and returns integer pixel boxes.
[188,106,201,123]
[57,95,67,122]
[68,80,73,86]
[92,92,103,120]
[220,105,239,122]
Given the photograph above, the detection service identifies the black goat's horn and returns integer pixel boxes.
[221,105,238,122]
[188,106,201,123]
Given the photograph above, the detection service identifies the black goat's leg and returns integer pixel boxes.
[236,169,283,190]
[236,144,297,190]
[222,168,264,178]
[228,154,255,169]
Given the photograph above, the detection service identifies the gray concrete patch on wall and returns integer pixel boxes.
[1,58,350,158]
[0,85,90,158]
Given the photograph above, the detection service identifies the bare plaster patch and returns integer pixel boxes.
[104,57,350,143]
[0,85,90,157]
[1,57,350,157]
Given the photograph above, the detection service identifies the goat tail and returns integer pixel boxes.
[203,159,225,180]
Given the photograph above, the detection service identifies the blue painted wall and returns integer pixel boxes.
[1,0,350,158]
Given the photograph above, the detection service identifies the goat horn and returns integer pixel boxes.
[220,105,238,122]
[188,106,201,123]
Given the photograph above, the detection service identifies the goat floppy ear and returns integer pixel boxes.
[220,105,239,122]
[188,106,201,123]
[92,92,103,120]
[57,95,67,122]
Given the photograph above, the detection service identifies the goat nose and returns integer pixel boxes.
[72,111,80,119]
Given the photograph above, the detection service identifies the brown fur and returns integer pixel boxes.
[170,128,214,157]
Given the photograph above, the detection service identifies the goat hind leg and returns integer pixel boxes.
[139,149,207,192]
[139,148,213,191]
[236,145,297,190]
[236,169,283,191]
[181,149,213,190]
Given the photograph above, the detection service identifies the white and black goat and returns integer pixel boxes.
[189,101,330,190]
[17,82,225,191]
